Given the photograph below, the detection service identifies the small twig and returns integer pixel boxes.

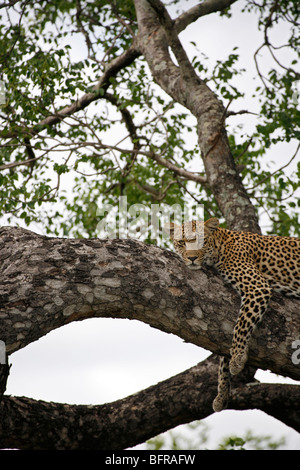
[234,137,254,162]
[226,110,258,118]
[246,142,300,191]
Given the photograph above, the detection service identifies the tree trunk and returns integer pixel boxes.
[134,0,260,233]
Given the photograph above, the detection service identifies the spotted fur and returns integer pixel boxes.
[166,218,300,412]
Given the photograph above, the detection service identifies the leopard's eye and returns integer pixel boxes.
[175,240,185,249]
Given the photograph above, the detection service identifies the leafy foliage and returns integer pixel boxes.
[0,0,299,238]
[145,421,286,450]
[218,430,285,450]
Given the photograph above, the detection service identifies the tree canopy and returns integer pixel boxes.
[0,0,299,238]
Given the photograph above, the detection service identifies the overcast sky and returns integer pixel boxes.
[4,0,300,450]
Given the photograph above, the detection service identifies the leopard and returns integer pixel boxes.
[165,217,300,412]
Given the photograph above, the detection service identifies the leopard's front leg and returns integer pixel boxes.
[230,284,272,375]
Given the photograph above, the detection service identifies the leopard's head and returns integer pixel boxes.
[164,218,219,269]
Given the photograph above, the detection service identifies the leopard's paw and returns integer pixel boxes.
[212,392,229,412]
[229,350,248,375]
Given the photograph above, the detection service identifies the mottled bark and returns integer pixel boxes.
[1,225,300,449]
[0,357,219,450]
[0,355,299,450]
[1,226,299,382]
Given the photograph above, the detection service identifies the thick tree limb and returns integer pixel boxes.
[1,226,299,381]
[230,382,300,433]
[0,356,219,450]
[0,226,299,449]
[0,355,299,450]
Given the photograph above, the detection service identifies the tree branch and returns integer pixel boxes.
[1,355,299,449]
[73,141,208,184]
[230,382,300,433]
[0,44,140,140]
[1,226,299,381]
[1,227,299,449]
[174,0,238,34]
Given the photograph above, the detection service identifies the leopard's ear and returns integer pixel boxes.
[204,218,219,233]
[163,222,182,240]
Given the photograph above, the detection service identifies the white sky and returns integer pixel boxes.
[3,0,300,450]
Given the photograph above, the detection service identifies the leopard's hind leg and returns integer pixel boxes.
[213,356,230,412]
